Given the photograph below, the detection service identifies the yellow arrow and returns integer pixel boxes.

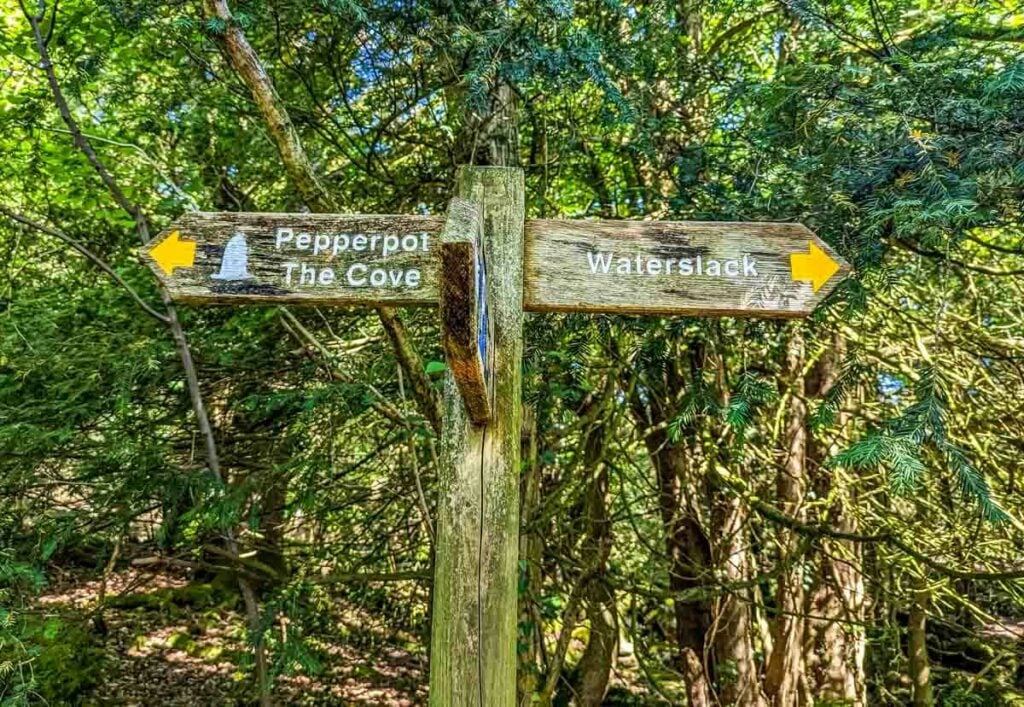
[790,241,839,293]
[150,230,196,276]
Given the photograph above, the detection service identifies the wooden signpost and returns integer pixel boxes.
[143,167,851,707]
[144,210,849,317]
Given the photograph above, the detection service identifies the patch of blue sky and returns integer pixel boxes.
[327,92,365,111]
[720,112,743,131]
[877,373,904,404]
[353,39,384,82]
[79,96,108,125]
[387,96,431,127]
[156,181,196,207]
[350,113,381,135]
[353,30,410,84]
[167,103,193,124]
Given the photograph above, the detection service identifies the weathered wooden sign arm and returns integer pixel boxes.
[145,211,441,306]
[523,220,851,317]
[439,197,492,425]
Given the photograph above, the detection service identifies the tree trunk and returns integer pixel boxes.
[629,351,714,706]
[805,336,867,705]
[577,580,617,706]
[518,408,543,707]
[909,581,934,707]
[638,421,713,704]
[711,490,764,706]
[765,329,808,706]
[256,477,288,581]
[574,395,617,706]
[707,346,764,707]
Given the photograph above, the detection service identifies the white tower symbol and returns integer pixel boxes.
[212,233,253,281]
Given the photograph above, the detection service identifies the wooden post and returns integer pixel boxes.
[431,166,525,706]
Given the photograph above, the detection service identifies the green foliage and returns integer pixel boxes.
[936,672,1020,706]
[1,0,1023,703]
[0,613,105,705]
[835,367,1007,521]
[725,370,778,434]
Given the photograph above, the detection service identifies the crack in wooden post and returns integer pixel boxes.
[431,167,524,706]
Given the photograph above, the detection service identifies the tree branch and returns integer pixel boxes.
[25,6,146,238]
[277,307,414,428]
[893,236,1024,277]
[0,206,170,324]
[202,0,441,436]
[23,6,270,700]
[745,489,1024,581]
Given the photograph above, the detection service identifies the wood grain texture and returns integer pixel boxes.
[143,212,441,306]
[523,219,852,317]
[430,168,524,707]
[440,198,491,424]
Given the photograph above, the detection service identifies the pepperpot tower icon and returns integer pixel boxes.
[212,233,253,281]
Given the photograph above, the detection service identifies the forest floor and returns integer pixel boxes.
[34,564,653,706]
[37,566,428,706]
